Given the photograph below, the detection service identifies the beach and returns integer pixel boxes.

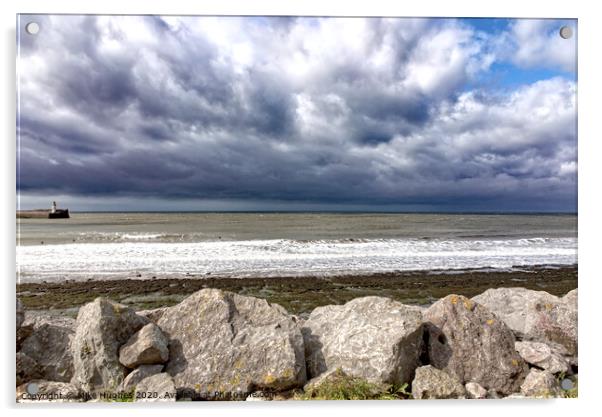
[17,265,577,316]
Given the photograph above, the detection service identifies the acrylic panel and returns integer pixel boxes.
[16,15,577,402]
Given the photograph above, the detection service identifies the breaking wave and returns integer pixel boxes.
[16,237,577,282]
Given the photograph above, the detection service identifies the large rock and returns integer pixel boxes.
[423,294,528,395]
[411,365,466,399]
[473,288,577,355]
[17,380,81,403]
[17,298,24,329]
[563,288,577,308]
[156,289,306,398]
[16,300,33,350]
[302,296,423,386]
[520,369,561,398]
[119,323,169,368]
[120,364,163,392]
[16,352,41,386]
[70,298,149,393]
[515,341,571,374]
[20,318,75,382]
[472,288,558,337]
[22,311,76,330]
[134,373,176,402]
[524,297,578,356]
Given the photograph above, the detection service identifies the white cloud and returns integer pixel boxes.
[503,19,577,72]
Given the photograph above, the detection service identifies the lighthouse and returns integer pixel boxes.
[48,201,70,219]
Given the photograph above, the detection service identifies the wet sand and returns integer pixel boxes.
[17,265,577,317]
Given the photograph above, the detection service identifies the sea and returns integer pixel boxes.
[16,212,577,283]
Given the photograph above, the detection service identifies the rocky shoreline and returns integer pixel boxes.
[17,265,577,316]
[16,285,578,402]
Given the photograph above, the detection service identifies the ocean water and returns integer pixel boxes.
[16,212,577,282]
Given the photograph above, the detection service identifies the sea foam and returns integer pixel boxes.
[16,237,577,282]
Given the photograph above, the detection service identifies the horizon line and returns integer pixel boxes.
[16,209,578,215]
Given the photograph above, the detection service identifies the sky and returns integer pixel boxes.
[17,16,577,212]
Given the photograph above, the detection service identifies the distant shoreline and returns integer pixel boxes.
[16,209,50,219]
[18,210,578,215]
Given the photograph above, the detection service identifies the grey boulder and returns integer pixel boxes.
[70,298,149,392]
[563,288,577,308]
[20,316,75,382]
[157,289,306,398]
[134,373,176,402]
[302,296,423,385]
[520,369,561,398]
[515,341,571,374]
[120,364,164,392]
[472,287,558,338]
[411,365,466,399]
[423,294,528,395]
[17,298,24,329]
[16,352,41,387]
[119,323,169,368]
[22,311,76,330]
[473,288,577,355]
[524,296,577,356]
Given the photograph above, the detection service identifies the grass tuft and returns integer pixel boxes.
[295,368,411,400]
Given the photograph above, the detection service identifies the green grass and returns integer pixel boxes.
[295,369,411,400]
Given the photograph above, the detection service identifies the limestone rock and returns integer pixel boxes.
[520,369,561,398]
[17,380,81,403]
[16,325,33,351]
[302,296,423,385]
[22,311,76,330]
[472,287,558,337]
[157,289,306,398]
[411,365,466,399]
[119,323,169,368]
[563,288,577,308]
[473,288,577,355]
[524,296,577,356]
[515,341,570,374]
[20,319,75,382]
[16,352,41,386]
[120,364,163,392]
[16,300,33,350]
[70,298,149,392]
[423,294,528,395]
[134,373,176,402]
[17,298,24,329]
[465,382,487,399]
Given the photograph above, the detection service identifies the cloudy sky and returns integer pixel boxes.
[17,16,577,212]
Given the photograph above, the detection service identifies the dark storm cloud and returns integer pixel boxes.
[17,16,577,210]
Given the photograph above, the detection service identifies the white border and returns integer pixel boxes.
[3,1,601,416]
